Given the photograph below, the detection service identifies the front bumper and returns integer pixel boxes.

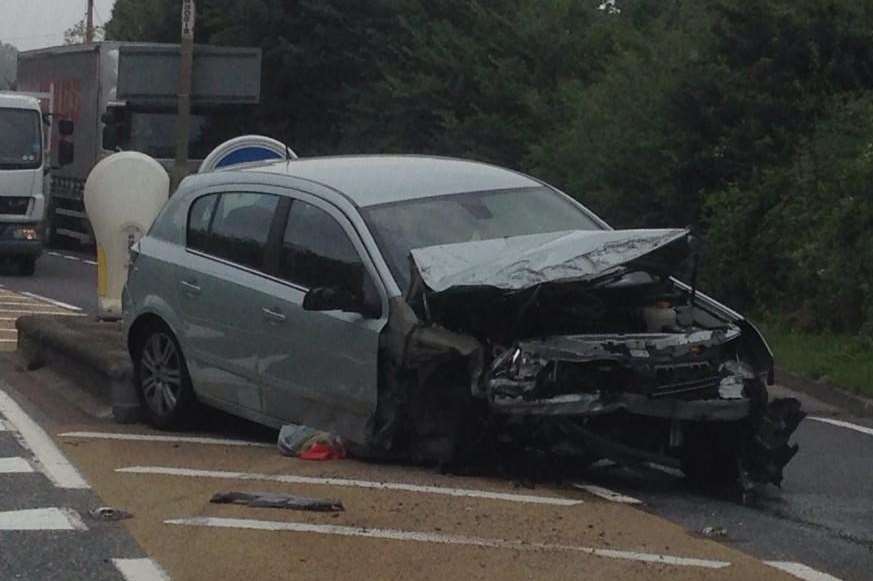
[490,391,751,421]
[0,239,42,257]
[0,223,43,257]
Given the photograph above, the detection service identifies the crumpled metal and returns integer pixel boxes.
[410,228,689,293]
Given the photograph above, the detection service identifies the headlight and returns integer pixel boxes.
[12,226,39,240]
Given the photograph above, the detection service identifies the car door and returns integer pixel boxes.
[258,193,387,443]
[177,190,283,415]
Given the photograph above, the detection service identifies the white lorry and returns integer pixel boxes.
[0,92,73,275]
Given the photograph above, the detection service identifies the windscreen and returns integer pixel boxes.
[127,112,214,159]
[0,108,41,169]
[363,186,602,290]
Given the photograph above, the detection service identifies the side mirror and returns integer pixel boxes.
[102,125,119,151]
[303,287,375,317]
[57,139,74,166]
[58,119,74,136]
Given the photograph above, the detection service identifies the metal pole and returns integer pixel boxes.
[172,0,195,193]
[85,0,95,44]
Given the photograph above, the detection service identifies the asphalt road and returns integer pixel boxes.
[1,247,871,580]
[0,248,98,315]
[579,412,873,580]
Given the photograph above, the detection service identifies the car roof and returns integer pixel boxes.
[242,155,541,207]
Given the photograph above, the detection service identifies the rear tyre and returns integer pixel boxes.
[18,256,36,276]
[133,323,195,430]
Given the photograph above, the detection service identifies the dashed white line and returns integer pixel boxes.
[83,260,97,266]
[764,561,842,581]
[60,254,81,261]
[572,483,642,504]
[59,431,273,448]
[112,558,171,581]
[18,291,84,312]
[809,417,873,438]
[645,462,685,478]
[166,517,730,569]
[0,457,35,473]
[119,465,583,507]
[0,508,88,531]
[0,389,89,489]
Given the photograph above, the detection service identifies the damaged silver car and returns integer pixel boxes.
[124,155,803,492]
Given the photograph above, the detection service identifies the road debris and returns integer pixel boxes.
[89,506,133,521]
[210,491,344,512]
[278,424,347,461]
[700,526,728,538]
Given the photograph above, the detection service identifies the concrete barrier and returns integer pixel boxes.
[15,315,141,423]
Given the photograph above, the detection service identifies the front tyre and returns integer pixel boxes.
[134,324,194,429]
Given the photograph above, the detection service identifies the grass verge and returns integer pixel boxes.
[759,319,873,398]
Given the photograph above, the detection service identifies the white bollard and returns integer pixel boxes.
[83,153,169,320]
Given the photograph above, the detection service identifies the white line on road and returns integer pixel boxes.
[0,508,88,531]
[112,558,171,581]
[83,260,97,266]
[572,483,642,504]
[19,291,84,312]
[119,465,583,507]
[61,254,81,261]
[809,417,873,438]
[46,251,62,257]
[645,462,686,478]
[59,431,273,448]
[0,457,35,473]
[764,561,842,581]
[0,389,89,489]
[166,517,730,569]
[0,339,16,344]
[0,309,83,316]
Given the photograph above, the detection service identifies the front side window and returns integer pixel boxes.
[187,194,218,252]
[0,108,41,169]
[278,200,364,293]
[187,192,278,271]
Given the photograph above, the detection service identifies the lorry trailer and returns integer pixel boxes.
[17,42,261,246]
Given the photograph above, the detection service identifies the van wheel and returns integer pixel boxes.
[18,257,36,276]
[134,323,194,429]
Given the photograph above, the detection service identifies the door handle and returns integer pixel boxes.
[179,280,201,295]
[262,307,286,323]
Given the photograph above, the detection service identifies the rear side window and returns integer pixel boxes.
[187,192,279,271]
[278,200,364,292]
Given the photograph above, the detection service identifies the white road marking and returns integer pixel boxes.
[18,291,84,312]
[166,517,730,569]
[0,508,88,531]
[0,339,16,344]
[645,462,685,478]
[83,260,98,266]
[0,309,83,316]
[61,254,80,261]
[46,251,62,257]
[0,389,89,489]
[59,431,273,448]
[764,561,842,581]
[119,465,582,507]
[809,417,873,438]
[0,457,35,473]
[572,483,642,504]
[112,558,171,581]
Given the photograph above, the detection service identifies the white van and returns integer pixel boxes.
[0,92,72,275]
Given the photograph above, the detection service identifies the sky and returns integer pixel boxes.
[0,0,117,51]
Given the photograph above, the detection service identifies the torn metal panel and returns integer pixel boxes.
[410,228,690,294]
[210,491,344,512]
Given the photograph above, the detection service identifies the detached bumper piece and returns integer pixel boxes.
[740,397,806,490]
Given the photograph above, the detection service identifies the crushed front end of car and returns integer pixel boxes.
[393,228,804,492]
